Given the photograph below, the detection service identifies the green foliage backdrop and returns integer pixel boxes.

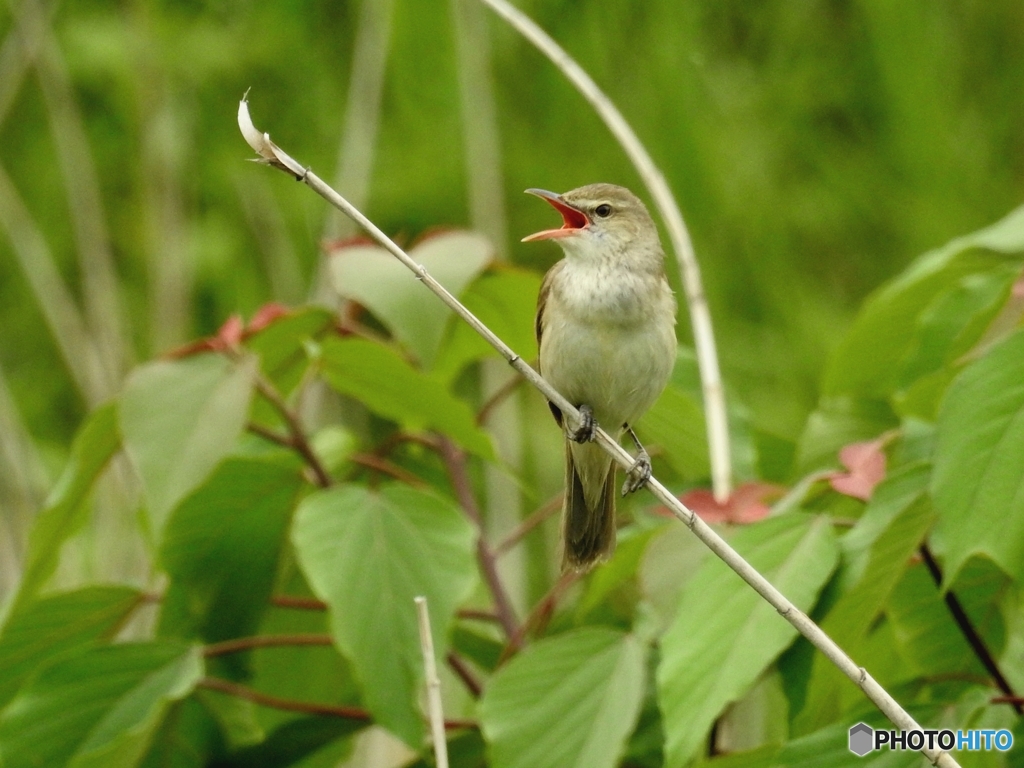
[1,1,1023,767]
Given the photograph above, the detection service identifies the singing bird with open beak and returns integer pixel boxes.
[525,183,677,570]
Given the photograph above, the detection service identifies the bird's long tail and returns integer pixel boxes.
[561,440,616,571]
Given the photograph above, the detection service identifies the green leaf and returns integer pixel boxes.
[319,337,494,459]
[432,267,542,382]
[824,203,1024,399]
[895,268,1017,391]
[329,231,492,368]
[0,641,203,768]
[140,697,222,768]
[0,586,141,709]
[887,558,1006,680]
[637,375,709,481]
[159,456,305,648]
[245,307,333,395]
[120,353,257,536]
[932,328,1024,584]
[292,483,477,746]
[657,514,839,768]
[479,628,646,768]
[12,402,121,608]
[211,715,361,768]
[636,347,713,481]
[795,396,897,474]
[795,464,934,732]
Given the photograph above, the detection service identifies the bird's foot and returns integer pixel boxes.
[621,426,651,495]
[622,448,652,496]
[569,404,596,443]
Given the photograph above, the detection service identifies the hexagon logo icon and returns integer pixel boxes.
[849,722,874,756]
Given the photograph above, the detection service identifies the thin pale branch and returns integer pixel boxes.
[494,494,560,556]
[456,608,500,623]
[416,597,450,768]
[204,633,333,657]
[198,676,370,720]
[476,371,524,426]
[447,651,483,699]
[349,452,426,487]
[477,0,732,502]
[238,100,962,768]
[271,595,327,611]
[436,437,521,640]
[0,162,108,402]
[17,0,129,381]
[322,0,395,243]
[0,0,56,127]
[499,570,577,663]
[919,544,1022,715]
[251,372,333,488]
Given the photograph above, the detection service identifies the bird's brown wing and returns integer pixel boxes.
[535,260,565,426]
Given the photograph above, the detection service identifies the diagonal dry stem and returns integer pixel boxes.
[238,100,962,768]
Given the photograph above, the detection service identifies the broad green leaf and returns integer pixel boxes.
[795,396,897,474]
[0,586,141,709]
[932,328,1024,584]
[245,306,333,395]
[479,628,646,768]
[329,231,493,368]
[319,337,494,459]
[120,353,257,536]
[212,715,361,768]
[159,456,305,648]
[247,567,361,738]
[12,402,121,608]
[576,525,660,619]
[0,642,202,768]
[637,377,709,480]
[139,697,221,768]
[637,348,711,480]
[292,483,477,746]
[887,559,1006,680]
[405,730,486,768]
[895,268,1017,391]
[795,465,934,732]
[657,514,839,768]
[433,267,542,382]
[824,202,1024,398]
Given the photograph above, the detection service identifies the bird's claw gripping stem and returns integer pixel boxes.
[621,426,651,495]
[569,404,596,443]
[622,450,652,496]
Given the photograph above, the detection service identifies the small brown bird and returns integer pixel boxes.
[525,183,677,570]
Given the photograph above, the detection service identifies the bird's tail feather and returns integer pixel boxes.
[561,441,616,571]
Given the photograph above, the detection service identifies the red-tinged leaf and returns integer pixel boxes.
[216,314,245,347]
[676,482,783,524]
[829,439,886,500]
[248,302,291,333]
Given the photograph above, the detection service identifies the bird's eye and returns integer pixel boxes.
[595,203,613,218]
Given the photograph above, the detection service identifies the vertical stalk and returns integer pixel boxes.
[450,0,527,611]
[477,0,734,500]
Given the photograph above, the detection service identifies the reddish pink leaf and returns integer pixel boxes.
[248,302,291,333]
[829,439,886,501]
[216,314,244,348]
[669,482,783,524]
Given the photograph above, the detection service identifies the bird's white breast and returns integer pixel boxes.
[540,257,677,432]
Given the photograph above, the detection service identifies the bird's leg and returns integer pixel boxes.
[621,425,652,496]
[569,404,596,443]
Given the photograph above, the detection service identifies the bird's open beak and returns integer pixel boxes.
[522,188,589,242]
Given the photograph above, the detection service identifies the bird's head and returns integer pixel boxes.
[522,183,659,260]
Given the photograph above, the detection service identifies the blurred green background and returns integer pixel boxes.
[1,0,1022,506]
